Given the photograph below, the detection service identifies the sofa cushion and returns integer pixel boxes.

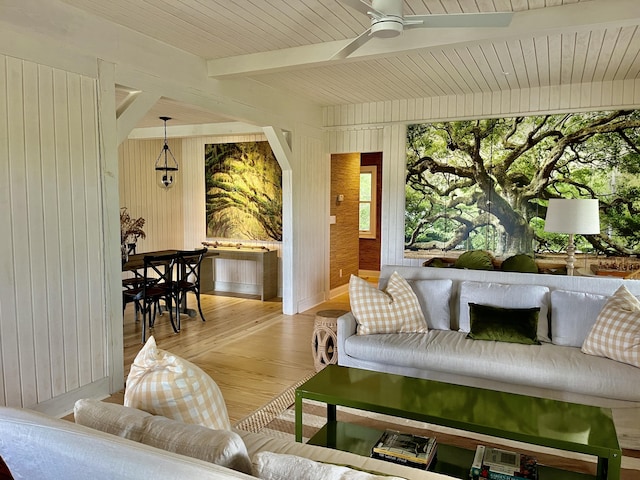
[349,272,427,335]
[74,398,151,442]
[141,416,252,474]
[458,281,550,342]
[342,329,640,402]
[582,285,640,368]
[467,303,540,345]
[407,279,453,330]
[251,452,405,480]
[236,430,429,480]
[124,336,231,430]
[74,399,252,474]
[550,290,608,347]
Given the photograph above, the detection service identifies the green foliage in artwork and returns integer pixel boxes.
[205,141,282,241]
[405,110,640,256]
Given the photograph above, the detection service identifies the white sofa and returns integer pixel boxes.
[338,265,640,447]
[0,401,455,480]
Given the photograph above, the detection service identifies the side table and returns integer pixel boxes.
[311,309,347,371]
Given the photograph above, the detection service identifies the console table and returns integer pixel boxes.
[200,247,278,301]
[296,365,621,480]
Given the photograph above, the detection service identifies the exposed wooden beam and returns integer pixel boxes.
[116,91,161,144]
[207,0,640,78]
[128,122,263,139]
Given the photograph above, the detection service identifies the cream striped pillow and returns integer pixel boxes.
[124,336,231,430]
[349,272,427,335]
[581,285,640,368]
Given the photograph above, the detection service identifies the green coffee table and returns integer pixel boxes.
[295,365,621,480]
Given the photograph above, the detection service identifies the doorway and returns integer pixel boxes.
[329,152,382,294]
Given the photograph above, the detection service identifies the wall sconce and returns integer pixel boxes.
[544,198,600,276]
[155,116,178,189]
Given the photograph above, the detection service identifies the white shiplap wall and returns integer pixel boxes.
[119,138,185,252]
[0,54,109,411]
[324,78,640,270]
[290,129,327,313]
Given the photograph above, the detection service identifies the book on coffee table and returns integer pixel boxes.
[469,445,538,480]
[370,429,437,470]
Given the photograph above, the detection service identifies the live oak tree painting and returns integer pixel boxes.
[205,141,282,241]
[405,110,640,257]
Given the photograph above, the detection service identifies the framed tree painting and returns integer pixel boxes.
[405,110,640,257]
[205,141,282,241]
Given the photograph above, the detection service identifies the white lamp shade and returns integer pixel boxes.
[544,199,600,234]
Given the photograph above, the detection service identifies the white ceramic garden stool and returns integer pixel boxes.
[312,309,347,371]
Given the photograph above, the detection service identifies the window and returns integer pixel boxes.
[359,166,377,239]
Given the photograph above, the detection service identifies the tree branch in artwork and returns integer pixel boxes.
[405,110,640,256]
[205,141,283,242]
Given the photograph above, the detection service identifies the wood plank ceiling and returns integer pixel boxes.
[60,0,640,125]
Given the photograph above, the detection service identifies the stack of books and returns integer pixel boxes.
[370,429,437,470]
[469,445,538,480]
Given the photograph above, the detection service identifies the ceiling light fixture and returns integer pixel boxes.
[155,116,178,189]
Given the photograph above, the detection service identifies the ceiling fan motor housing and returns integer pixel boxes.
[371,17,403,37]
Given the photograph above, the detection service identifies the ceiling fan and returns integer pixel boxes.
[333,0,513,59]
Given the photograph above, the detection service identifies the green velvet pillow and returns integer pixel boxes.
[501,254,539,273]
[454,250,494,270]
[467,303,541,345]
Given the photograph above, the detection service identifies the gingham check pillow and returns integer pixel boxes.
[349,272,427,335]
[581,285,640,368]
[124,336,231,430]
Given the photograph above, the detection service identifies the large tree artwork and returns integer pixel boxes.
[405,110,640,256]
[205,141,282,241]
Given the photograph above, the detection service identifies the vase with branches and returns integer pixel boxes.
[120,207,146,263]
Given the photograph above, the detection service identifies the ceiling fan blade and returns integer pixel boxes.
[405,12,513,29]
[331,28,373,60]
[339,0,376,16]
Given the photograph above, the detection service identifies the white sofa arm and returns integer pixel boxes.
[337,311,357,365]
[0,407,253,480]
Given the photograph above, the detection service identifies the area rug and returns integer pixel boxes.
[234,376,640,479]
[234,371,316,434]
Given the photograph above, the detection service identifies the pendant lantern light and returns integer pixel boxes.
[155,116,178,189]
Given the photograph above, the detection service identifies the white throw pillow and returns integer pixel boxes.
[458,281,550,342]
[252,452,406,480]
[550,290,608,347]
[349,272,427,335]
[141,416,252,474]
[406,279,453,330]
[582,285,640,367]
[74,398,251,474]
[124,336,231,430]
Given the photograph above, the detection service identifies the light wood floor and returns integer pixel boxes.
[117,290,351,424]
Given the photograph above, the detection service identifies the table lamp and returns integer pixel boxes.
[544,199,600,276]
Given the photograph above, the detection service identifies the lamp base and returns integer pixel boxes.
[566,233,576,276]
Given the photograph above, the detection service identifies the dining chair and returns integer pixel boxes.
[176,248,208,327]
[123,252,180,343]
[122,244,151,322]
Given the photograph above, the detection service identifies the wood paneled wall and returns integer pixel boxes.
[288,131,327,313]
[323,78,640,269]
[0,54,110,411]
[330,153,360,290]
[119,138,185,252]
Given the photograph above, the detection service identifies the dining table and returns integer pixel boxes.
[122,248,219,317]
